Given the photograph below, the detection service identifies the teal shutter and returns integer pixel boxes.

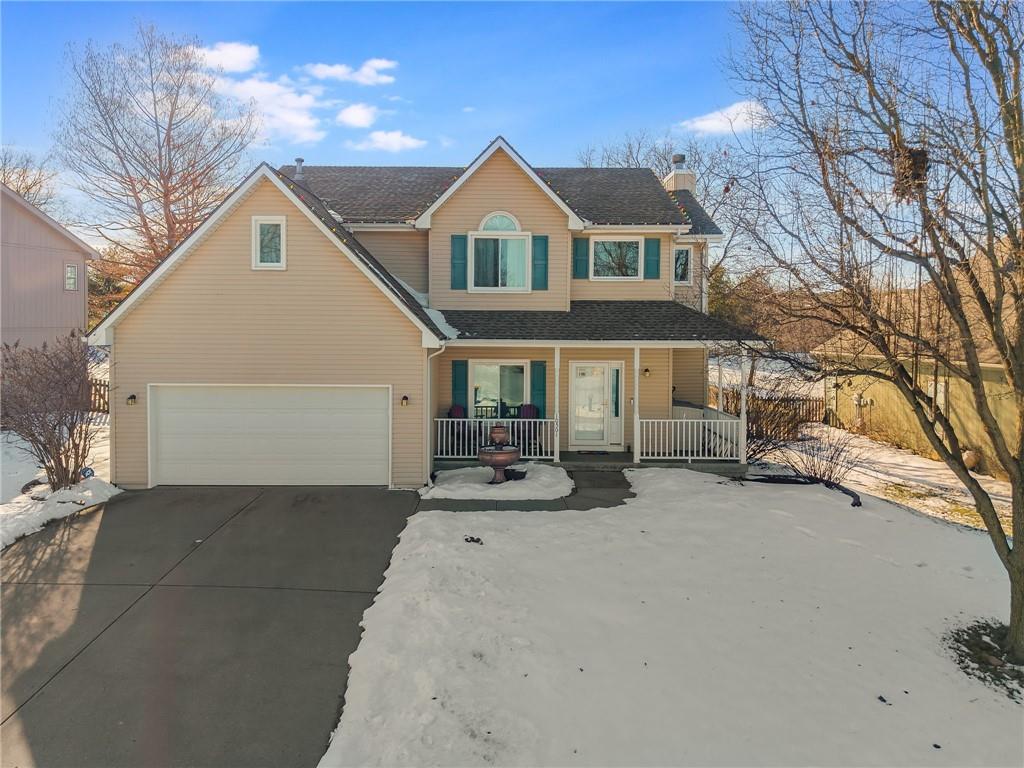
[451,235,468,290]
[643,238,661,279]
[572,237,589,279]
[452,360,468,411]
[531,235,549,290]
[530,361,547,418]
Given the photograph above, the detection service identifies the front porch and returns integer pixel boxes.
[429,343,749,470]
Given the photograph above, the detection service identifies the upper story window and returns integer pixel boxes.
[469,212,531,291]
[674,247,692,285]
[252,216,286,270]
[590,237,641,280]
[64,263,79,291]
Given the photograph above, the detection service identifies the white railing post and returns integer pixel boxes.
[553,346,561,463]
[739,386,748,464]
[633,346,641,463]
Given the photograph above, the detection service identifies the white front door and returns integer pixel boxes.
[570,363,624,448]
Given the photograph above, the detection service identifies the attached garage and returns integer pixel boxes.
[148,385,391,486]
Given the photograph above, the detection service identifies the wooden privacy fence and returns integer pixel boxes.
[709,385,824,441]
[88,379,109,413]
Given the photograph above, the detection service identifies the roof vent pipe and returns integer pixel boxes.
[294,157,305,181]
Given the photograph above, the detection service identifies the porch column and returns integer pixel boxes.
[553,346,561,463]
[739,351,749,464]
[633,346,641,463]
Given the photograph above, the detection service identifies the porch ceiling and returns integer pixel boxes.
[441,301,762,343]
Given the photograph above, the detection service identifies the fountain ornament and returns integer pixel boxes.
[477,423,521,484]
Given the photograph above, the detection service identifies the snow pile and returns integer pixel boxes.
[420,463,573,500]
[776,425,1013,531]
[1,476,122,549]
[2,423,111,504]
[322,468,1020,767]
[709,355,820,397]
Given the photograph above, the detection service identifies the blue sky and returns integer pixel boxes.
[2,1,750,168]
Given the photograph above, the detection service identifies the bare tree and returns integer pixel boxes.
[577,129,676,177]
[732,1,1024,659]
[55,24,259,283]
[1,146,58,210]
[2,333,101,491]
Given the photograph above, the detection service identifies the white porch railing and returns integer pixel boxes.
[434,418,557,460]
[638,412,743,460]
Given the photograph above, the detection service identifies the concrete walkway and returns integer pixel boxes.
[1,485,416,768]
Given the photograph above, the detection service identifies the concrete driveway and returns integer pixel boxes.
[0,485,416,768]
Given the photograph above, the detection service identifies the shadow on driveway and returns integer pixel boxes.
[1,485,415,768]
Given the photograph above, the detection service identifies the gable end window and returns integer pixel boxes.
[252,216,287,270]
[64,263,79,291]
[468,212,531,292]
[674,247,692,285]
[590,237,642,280]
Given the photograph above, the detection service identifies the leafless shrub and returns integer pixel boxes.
[781,426,865,486]
[2,333,100,490]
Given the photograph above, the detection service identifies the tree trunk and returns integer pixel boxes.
[1008,566,1024,663]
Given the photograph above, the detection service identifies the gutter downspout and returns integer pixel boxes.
[423,342,448,487]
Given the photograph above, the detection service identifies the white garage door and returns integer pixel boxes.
[149,385,390,486]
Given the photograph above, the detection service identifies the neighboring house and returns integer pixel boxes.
[88,137,758,489]
[2,183,97,349]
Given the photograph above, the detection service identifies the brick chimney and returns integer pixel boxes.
[662,153,696,194]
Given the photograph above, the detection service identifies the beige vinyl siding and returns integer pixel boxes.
[429,149,570,310]
[1,194,89,348]
[434,346,672,451]
[355,230,428,294]
[671,347,707,404]
[110,178,427,488]
[570,233,676,302]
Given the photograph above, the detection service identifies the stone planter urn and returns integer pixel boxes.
[478,423,520,484]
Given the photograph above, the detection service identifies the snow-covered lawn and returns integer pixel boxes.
[779,425,1013,532]
[1,422,117,548]
[322,468,1020,767]
[421,463,574,500]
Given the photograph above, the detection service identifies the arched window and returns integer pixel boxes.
[469,212,530,291]
[479,212,520,232]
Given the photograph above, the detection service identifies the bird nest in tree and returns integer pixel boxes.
[890,142,929,202]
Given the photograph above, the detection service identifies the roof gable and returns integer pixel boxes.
[88,165,444,346]
[1,183,100,259]
[412,137,586,230]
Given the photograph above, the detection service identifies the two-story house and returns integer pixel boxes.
[2,183,97,349]
[88,138,757,489]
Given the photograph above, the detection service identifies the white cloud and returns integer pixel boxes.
[439,135,455,148]
[679,100,769,135]
[346,130,426,152]
[214,75,325,144]
[196,42,260,73]
[303,58,398,86]
[336,103,380,128]
[461,106,476,113]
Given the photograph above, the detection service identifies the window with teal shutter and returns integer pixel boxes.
[572,237,589,279]
[531,235,548,290]
[452,360,468,411]
[529,361,547,417]
[643,238,661,279]
[451,235,468,290]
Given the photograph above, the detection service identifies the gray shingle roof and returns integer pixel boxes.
[670,188,723,235]
[274,168,448,338]
[441,301,761,342]
[278,163,720,230]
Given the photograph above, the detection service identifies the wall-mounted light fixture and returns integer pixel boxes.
[401,395,410,407]
[642,368,651,378]
[127,394,138,406]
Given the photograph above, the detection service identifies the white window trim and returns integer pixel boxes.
[673,246,693,286]
[589,236,644,281]
[468,359,531,415]
[478,210,521,231]
[467,231,532,293]
[251,215,287,270]
[64,263,79,291]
